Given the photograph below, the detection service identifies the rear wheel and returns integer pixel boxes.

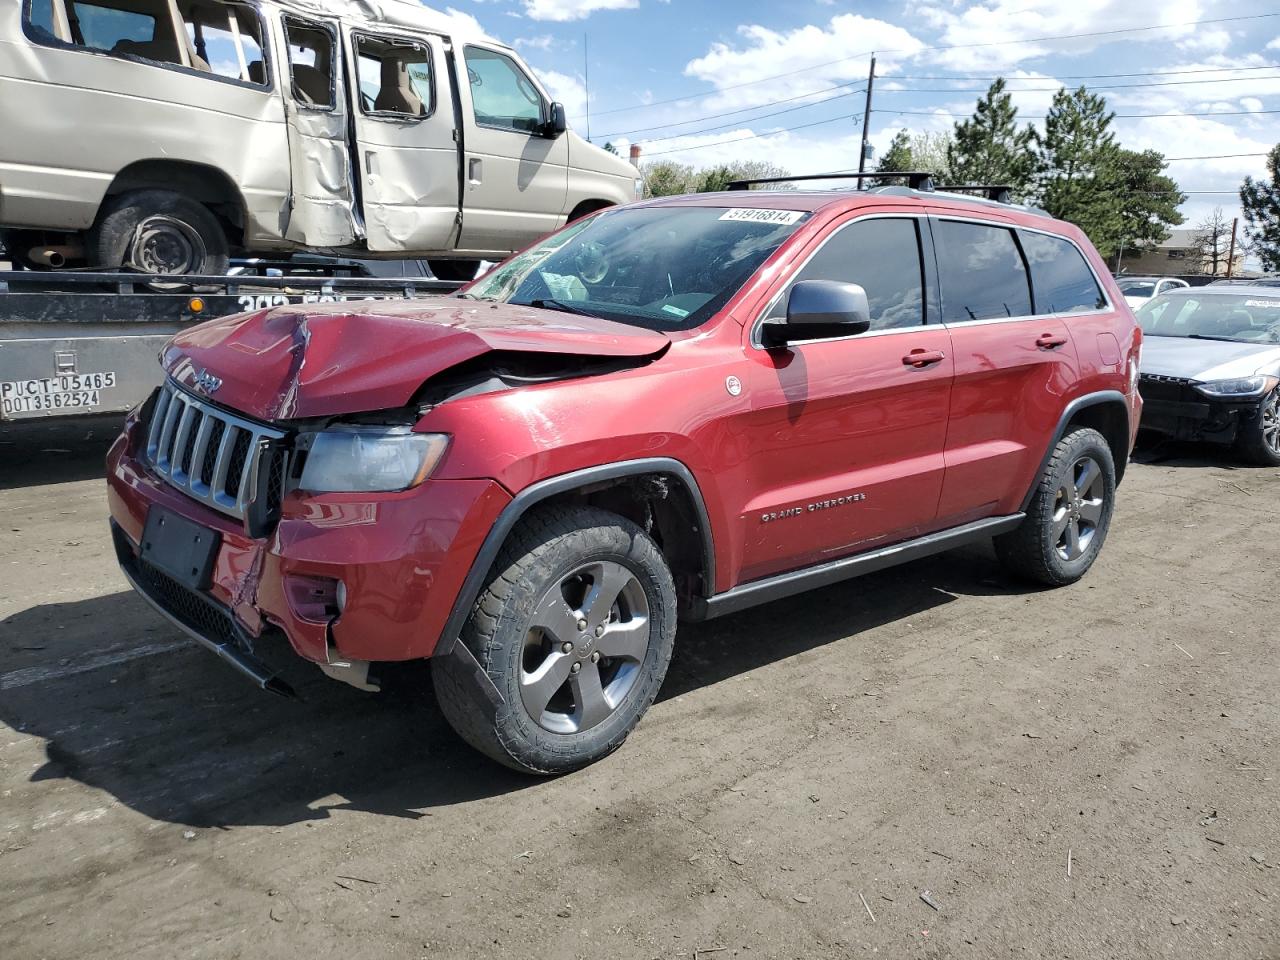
[88,189,229,276]
[433,505,677,774]
[427,259,481,282]
[1235,387,1280,466]
[996,427,1116,586]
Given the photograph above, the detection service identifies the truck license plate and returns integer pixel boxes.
[0,372,117,415]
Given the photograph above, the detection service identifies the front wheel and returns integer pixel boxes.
[1235,387,1280,466]
[88,189,229,277]
[995,427,1117,586]
[433,505,677,774]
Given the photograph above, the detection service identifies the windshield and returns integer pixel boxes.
[1117,279,1156,297]
[460,205,810,331]
[1136,293,1280,343]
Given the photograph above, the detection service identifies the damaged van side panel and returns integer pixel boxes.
[0,0,290,242]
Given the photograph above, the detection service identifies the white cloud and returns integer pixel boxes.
[682,14,924,110]
[523,0,637,22]
[1240,96,1264,112]
[1176,26,1231,54]
[514,34,556,51]
[918,0,1208,71]
[1267,35,1280,50]
[420,5,490,39]
[537,68,589,117]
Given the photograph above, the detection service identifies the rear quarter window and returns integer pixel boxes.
[1019,230,1106,315]
[934,220,1032,323]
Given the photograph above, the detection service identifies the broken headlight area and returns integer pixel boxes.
[1194,375,1280,399]
[294,426,450,493]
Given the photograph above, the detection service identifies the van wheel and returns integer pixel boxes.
[427,259,481,282]
[995,427,1116,586]
[433,505,677,774]
[89,190,229,276]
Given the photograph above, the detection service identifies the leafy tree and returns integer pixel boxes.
[1189,207,1233,276]
[694,160,792,192]
[876,129,914,171]
[910,131,954,180]
[946,78,1035,194]
[1034,86,1117,237]
[1240,144,1280,273]
[640,160,697,197]
[1094,149,1185,264]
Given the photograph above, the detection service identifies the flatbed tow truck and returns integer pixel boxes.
[0,268,460,426]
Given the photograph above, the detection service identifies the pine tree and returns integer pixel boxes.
[1094,149,1185,265]
[876,130,914,172]
[946,78,1035,194]
[1240,144,1280,273]
[1034,87,1117,238]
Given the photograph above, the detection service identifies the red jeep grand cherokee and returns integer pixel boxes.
[107,177,1142,773]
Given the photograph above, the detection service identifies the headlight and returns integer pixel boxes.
[1194,375,1280,399]
[298,427,449,493]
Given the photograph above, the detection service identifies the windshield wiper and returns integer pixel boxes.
[527,298,597,318]
[1185,334,1245,342]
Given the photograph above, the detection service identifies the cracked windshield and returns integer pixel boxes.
[461,206,810,331]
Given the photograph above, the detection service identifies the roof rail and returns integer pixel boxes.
[727,172,937,192]
[937,184,1015,204]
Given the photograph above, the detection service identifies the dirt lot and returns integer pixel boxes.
[1,422,1277,960]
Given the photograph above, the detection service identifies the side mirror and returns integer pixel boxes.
[761,280,872,347]
[544,102,568,138]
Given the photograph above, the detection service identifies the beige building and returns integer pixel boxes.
[1116,228,1245,278]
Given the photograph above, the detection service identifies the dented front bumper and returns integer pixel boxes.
[106,409,511,688]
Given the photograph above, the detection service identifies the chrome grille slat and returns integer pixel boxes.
[145,381,286,521]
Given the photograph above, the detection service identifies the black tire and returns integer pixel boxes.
[433,505,677,774]
[88,189,229,276]
[427,259,481,282]
[995,427,1117,586]
[1235,387,1280,466]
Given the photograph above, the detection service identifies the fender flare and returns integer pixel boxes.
[1020,390,1130,512]
[437,456,715,662]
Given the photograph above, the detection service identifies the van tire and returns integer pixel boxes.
[89,190,229,276]
[427,259,481,282]
[433,505,677,775]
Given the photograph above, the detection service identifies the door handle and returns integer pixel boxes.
[468,157,482,184]
[1036,333,1069,349]
[902,349,946,367]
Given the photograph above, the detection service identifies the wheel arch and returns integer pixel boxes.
[436,458,715,661]
[566,198,615,223]
[102,160,247,245]
[1021,390,1131,512]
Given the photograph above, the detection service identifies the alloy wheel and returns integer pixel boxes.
[520,560,651,734]
[1052,455,1106,562]
[1262,389,1280,456]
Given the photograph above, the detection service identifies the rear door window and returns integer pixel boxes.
[355,35,433,118]
[1019,230,1106,315]
[179,1,267,85]
[934,220,1033,323]
[464,46,544,133]
[765,217,926,331]
[282,17,335,109]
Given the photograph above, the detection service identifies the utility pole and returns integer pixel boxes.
[857,53,876,189]
[1226,216,1238,278]
[584,34,591,141]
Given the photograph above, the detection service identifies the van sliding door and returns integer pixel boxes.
[278,15,359,247]
[344,31,460,253]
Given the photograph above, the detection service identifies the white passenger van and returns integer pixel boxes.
[0,0,640,279]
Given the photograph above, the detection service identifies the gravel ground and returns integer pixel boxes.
[1,423,1277,960]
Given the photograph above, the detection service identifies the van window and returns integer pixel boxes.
[26,0,59,37]
[356,36,432,118]
[1019,230,1106,315]
[282,18,335,109]
[179,1,266,84]
[934,220,1033,323]
[766,218,926,331]
[68,0,175,60]
[464,47,543,133]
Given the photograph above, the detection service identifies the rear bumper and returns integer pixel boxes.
[106,410,512,671]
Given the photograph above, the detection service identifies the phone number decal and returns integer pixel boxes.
[1,372,116,415]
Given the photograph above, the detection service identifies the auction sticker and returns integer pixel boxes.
[719,208,804,225]
[1,371,116,415]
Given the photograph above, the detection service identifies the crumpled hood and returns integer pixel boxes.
[1140,335,1280,382]
[163,297,669,421]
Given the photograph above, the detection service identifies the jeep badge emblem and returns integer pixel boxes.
[192,368,222,395]
[725,375,743,397]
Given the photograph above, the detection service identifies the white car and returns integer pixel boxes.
[1116,276,1189,309]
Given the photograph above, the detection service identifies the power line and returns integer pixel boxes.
[1164,153,1269,161]
[626,88,865,145]
[592,12,1280,118]
[595,80,865,140]
[644,115,852,157]
[887,64,1280,81]
[877,73,1280,94]
[875,107,1280,119]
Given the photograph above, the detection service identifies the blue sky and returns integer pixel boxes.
[439,0,1280,235]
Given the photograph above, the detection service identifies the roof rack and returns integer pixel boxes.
[937,184,1015,204]
[726,172,937,192]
